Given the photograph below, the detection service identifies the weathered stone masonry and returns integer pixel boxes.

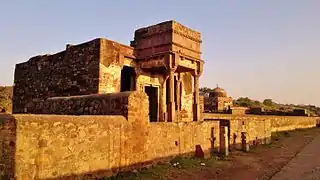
[0,91,220,179]
[2,20,319,179]
[13,20,204,123]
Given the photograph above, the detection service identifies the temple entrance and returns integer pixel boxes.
[121,66,136,92]
[145,86,158,122]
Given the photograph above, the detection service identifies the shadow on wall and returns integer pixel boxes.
[0,113,274,179]
[0,114,16,179]
[0,114,218,180]
[41,152,205,180]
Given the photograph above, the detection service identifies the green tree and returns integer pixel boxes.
[235,97,254,107]
[263,99,274,106]
[199,87,213,97]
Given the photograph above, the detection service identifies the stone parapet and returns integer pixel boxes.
[24,91,149,123]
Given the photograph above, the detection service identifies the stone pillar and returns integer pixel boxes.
[176,76,181,111]
[223,126,229,156]
[241,132,250,152]
[168,68,176,122]
[161,76,169,122]
[193,73,200,121]
[134,66,143,92]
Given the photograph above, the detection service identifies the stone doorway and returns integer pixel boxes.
[145,86,158,122]
[120,66,136,92]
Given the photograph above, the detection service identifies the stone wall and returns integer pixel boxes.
[1,91,149,179]
[0,114,129,179]
[98,39,134,94]
[0,116,219,179]
[231,107,248,115]
[147,121,220,160]
[1,111,317,179]
[13,38,136,113]
[270,116,317,132]
[204,114,271,148]
[0,114,16,178]
[13,39,101,113]
[24,92,147,122]
[203,113,318,147]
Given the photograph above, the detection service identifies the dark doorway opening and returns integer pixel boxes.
[145,86,158,122]
[121,66,136,92]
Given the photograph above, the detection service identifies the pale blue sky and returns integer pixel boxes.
[0,1,319,105]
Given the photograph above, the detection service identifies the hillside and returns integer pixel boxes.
[0,86,13,112]
[200,87,320,116]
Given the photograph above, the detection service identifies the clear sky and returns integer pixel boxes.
[0,1,319,106]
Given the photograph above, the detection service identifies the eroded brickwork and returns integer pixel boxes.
[203,113,318,148]
[13,21,204,123]
[0,101,220,179]
[13,39,101,113]
[2,110,317,179]
[25,92,134,117]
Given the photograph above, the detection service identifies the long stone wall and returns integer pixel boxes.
[1,90,220,179]
[204,113,318,147]
[147,121,220,160]
[270,116,317,132]
[204,114,272,148]
[1,109,317,179]
[0,115,219,179]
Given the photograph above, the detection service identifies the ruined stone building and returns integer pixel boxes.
[13,20,203,122]
[2,20,318,179]
[205,86,233,112]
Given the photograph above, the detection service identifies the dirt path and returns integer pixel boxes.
[271,132,320,180]
[168,128,320,180]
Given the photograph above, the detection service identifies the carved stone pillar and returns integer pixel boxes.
[134,66,143,91]
[176,75,181,111]
[160,76,169,122]
[193,72,200,121]
[168,67,176,122]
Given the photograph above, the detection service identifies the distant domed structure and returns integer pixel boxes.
[205,85,233,112]
[209,86,227,98]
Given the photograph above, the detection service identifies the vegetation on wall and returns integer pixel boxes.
[0,86,13,112]
[200,87,320,116]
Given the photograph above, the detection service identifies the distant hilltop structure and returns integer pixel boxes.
[206,85,233,112]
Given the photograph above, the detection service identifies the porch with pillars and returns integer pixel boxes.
[136,52,203,122]
[165,53,203,122]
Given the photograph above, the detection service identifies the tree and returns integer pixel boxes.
[235,97,254,107]
[263,99,274,106]
[199,87,213,97]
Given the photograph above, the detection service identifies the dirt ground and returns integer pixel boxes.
[167,128,320,180]
[113,127,320,180]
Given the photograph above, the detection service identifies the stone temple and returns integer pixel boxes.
[13,20,203,122]
[208,86,233,112]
